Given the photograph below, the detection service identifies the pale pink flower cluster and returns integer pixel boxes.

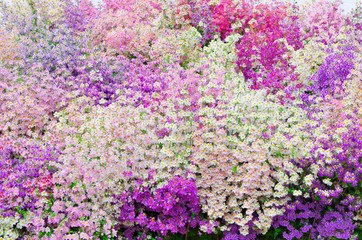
[0,67,69,139]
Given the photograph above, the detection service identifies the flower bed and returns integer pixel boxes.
[0,0,361,239]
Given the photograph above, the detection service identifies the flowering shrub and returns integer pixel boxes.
[0,0,361,239]
[0,67,69,138]
[117,176,202,239]
[0,136,59,238]
[297,0,348,43]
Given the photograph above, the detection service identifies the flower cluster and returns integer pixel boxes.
[0,0,361,239]
[0,67,69,138]
[117,176,201,239]
[0,136,59,238]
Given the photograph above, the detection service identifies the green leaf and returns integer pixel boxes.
[140,111,147,120]
[76,134,82,143]
[69,181,77,189]
[274,228,282,239]
[16,77,23,84]
[15,207,28,218]
[291,147,296,158]
[274,149,283,158]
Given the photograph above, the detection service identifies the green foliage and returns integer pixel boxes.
[166,228,223,240]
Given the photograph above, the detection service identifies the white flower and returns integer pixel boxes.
[322,178,333,186]
[293,190,302,197]
[304,174,314,186]
[310,164,320,175]
[290,173,300,183]
[99,98,107,105]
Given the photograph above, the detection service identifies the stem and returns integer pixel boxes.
[27,0,37,28]
[308,217,316,240]
[185,223,189,240]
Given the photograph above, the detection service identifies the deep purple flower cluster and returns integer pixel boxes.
[0,137,58,217]
[223,224,258,240]
[121,59,171,108]
[116,176,202,239]
[272,113,362,240]
[316,125,362,188]
[302,46,355,105]
[273,199,357,240]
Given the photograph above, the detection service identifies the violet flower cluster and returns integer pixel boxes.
[116,176,201,239]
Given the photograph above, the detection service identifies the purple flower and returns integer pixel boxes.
[116,176,202,239]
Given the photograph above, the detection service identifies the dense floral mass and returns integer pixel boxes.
[0,0,361,239]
